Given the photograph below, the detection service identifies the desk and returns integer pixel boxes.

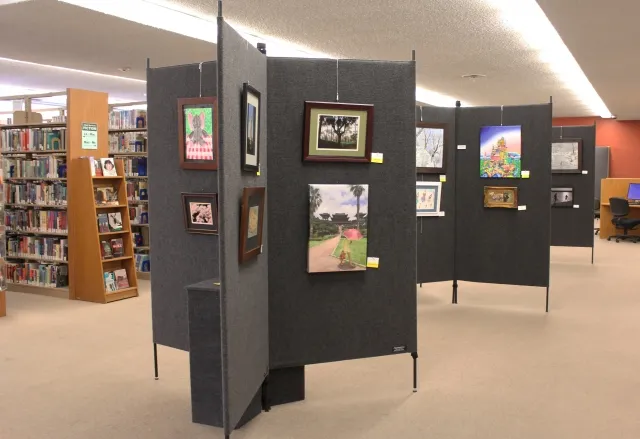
[599,178,640,239]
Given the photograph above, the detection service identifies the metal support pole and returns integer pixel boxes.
[545,286,550,313]
[411,352,418,392]
[153,343,159,380]
[452,280,458,304]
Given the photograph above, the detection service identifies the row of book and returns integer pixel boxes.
[101,238,124,259]
[7,236,68,262]
[4,182,67,206]
[0,128,66,153]
[135,253,150,272]
[6,262,69,288]
[104,269,130,292]
[126,180,148,201]
[109,109,147,130]
[5,209,68,234]
[133,232,146,248]
[108,132,147,153]
[5,156,67,179]
[97,213,123,233]
[129,205,149,225]
[122,157,147,177]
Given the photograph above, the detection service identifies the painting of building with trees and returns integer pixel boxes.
[317,115,360,150]
[479,125,522,178]
[308,184,368,273]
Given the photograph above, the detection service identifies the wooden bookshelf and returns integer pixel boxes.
[0,291,6,317]
[70,158,138,303]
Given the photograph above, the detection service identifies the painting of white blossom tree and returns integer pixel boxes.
[416,123,446,173]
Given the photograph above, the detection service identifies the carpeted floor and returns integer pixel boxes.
[1,239,639,439]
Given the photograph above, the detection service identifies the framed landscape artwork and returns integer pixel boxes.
[483,186,518,208]
[416,181,442,216]
[242,83,260,172]
[551,139,582,173]
[551,187,574,207]
[181,192,218,234]
[480,125,522,178]
[416,122,446,173]
[177,97,218,170]
[303,101,374,163]
[239,187,266,263]
[308,184,368,273]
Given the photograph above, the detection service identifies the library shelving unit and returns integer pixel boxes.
[0,153,5,317]
[108,103,150,280]
[70,157,138,303]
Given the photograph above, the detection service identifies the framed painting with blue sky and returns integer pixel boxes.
[480,125,522,178]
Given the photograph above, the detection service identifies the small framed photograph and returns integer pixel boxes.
[416,181,442,216]
[177,97,218,170]
[483,186,518,209]
[416,123,446,173]
[551,187,574,207]
[242,83,261,172]
[551,139,582,174]
[239,187,266,263]
[303,101,374,163]
[181,193,219,234]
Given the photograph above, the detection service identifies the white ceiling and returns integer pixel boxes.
[0,0,634,118]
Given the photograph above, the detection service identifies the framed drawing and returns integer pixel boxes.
[303,101,374,163]
[416,181,442,216]
[416,123,446,173]
[308,184,368,273]
[552,139,582,173]
[239,187,266,263]
[551,187,574,207]
[181,192,218,234]
[177,97,218,170]
[483,186,518,208]
[480,125,522,178]
[242,83,261,172]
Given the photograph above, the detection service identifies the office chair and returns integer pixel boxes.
[594,198,600,235]
[607,197,640,243]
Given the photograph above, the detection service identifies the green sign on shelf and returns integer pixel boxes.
[81,122,98,150]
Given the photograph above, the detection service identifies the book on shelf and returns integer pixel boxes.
[0,128,66,153]
[90,157,103,177]
[5,181,67,206]
[104,271,117,292]
[5,156,67,179]
[129,205,148,225]
[110,238,124,257]
[109,109,146,130]
[7,236,68,261]
[5,209,68,233]
[132,232,144,247]
[94,187,118,205]
[114,268,130,288]
[135,253,150,272]
[97,214,110,233]
[126,180,148,201]
[107,212,123,231]
[101,240,113,259]
[122,157,147,177]
[109,132,147,153]
[100,158,117,177]
[6,262,69,288]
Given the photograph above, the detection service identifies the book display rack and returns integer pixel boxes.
[0,147,6,316]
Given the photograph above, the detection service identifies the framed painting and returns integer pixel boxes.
[551,187,574,207]
[483,186,518,208]
[177,97,218,170]
[181,192,218,234]
[303,101,374,163]
[242,83,261,172]
[552,139,582,174]
[416,122,446,173]
[480,125,522,178]
[308,184,368,273]
[239,187,266,263]
[416,181,442,216]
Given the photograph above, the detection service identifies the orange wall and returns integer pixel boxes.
[553,117,640,178]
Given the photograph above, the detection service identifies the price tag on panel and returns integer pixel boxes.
[582,170,589,175]
[371,153,383,164]
[439,175,447,182]
[521,170,530,179]
[366,257,380,269]
[438,211,446,217]
[457,145,467,150]
[518,205,527,211]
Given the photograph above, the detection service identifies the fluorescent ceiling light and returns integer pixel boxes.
[483,0,612,118]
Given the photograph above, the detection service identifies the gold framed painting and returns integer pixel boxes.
[483,186,518,209]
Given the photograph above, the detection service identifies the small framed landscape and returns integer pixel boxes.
[416,181,442,216]
[303,101,374,163]
[239,187,266,264]
[242,83,260,172]
[551,139,582,174]
[177,97,218,170]
[551,187,574,208]
[483,186,518,209]
[416,122,446,173]
[181,193,218,234]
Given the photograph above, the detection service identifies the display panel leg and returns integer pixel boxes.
[261,376,271,412]
[545,286,550,313]
[452,280,458,304]
[153,343,159,380]
[411,352,418,393]
[591,244,594,265]
[419,283,422,288]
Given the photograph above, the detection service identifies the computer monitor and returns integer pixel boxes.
[627,183,640,202]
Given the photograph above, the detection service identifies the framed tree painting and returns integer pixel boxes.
[483,186,518,208]
[303,101,374,163]
[480,125,522,178]
[551,139,582,174]
[551,187,574,207]
[181,192,218,234]
[177,97,218,170]
[416,181,442,216]
[242,83,261,172]
[239,187,266,263]
[416,123,446,173]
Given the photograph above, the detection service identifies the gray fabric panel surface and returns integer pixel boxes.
[595,146,610,200]
[147,62,219,351]
[217,20,269,435]
[267,57,417,368]
[551,125,596,248]
[416,106,456,283]
[455,105,552,287]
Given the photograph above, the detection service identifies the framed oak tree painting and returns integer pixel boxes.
[303,101,374,163]
[416,122,446,173]
[177,97,218,170]
[551,139,582,174]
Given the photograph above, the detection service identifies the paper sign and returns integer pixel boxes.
[81,122,98,150]
[457,145,467,150]
[573,205,580,209]
[582,170,589,175]
[521,170,530,179]
[366,257,380,268]
[438,211,445,217]
[371,152,383,163]
[439,175,447,182]
[257,164,261,176]
[518,205,527,211]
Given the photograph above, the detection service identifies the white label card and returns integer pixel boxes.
[438,211,445,217]
[457,145,467,150]
[371,152,383,163]
[366,257,380,268]
[582,170,589,175]
[573,205,580,209]
[518,205,527,211]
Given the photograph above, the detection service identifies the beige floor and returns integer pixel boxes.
[1,239,639,439]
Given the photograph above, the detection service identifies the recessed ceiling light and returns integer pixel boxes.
[118,67,132,72]
[462,74,486,80]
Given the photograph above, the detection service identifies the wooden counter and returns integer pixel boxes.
[599,178,640,239]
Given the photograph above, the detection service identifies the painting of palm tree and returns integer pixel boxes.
[309,186,322,237]
[349,185,365,230]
